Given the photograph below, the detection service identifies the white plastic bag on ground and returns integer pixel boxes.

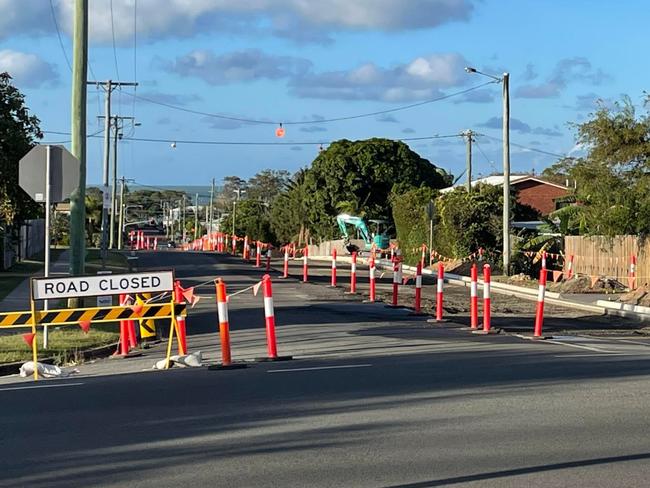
[152,351,203,370]
[19,361,77,378]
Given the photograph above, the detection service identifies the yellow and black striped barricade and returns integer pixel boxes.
[137,293,158,340]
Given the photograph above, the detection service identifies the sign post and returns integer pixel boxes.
[20,145,80,348]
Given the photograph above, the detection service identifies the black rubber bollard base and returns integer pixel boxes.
[472,329,502,335]
[208,363,248,370]
[253,355,294,362]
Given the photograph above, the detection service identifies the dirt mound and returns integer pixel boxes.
[619,286,650,306]
[557,276,625,294]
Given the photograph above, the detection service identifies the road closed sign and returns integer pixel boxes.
[32,271,174,301]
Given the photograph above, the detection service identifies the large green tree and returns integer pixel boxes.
[543,96,650,237]
[0,73,42,225]
[286,138,451,241]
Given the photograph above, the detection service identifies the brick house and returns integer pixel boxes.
[441,175,570,216]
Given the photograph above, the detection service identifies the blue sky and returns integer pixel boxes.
[1,0,647,186]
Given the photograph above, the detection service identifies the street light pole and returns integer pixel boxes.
[465,66,511,275]
[502,73,511,275]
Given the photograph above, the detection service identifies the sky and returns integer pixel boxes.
[0,0,647,187]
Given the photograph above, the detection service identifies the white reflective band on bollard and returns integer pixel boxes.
[537,284,546,302]
[416,275,422,288]
[470,282,477,297]
[264,297,274,318]
[217,302,229,323]
[483,283,490,299]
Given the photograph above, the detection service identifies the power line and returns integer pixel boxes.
[109,0,120,80]
[476,133,568,158]
[41,131,460,146]
[131,0,138,120]
[121,81,497,126]
[49,0,71,71]
[473,138,499,174]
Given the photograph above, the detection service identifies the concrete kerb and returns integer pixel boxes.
[308,255,610,317]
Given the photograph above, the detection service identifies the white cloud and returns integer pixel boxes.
[0,49,58,88]
[167,49,311,85]
[7,0,474,44]
[290,52,471,102]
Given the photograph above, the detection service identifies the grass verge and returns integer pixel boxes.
[0,324,120,364]
[0,248,66,301]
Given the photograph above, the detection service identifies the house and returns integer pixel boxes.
[440,174,570,216]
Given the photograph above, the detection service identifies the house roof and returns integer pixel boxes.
[440,174,569,193]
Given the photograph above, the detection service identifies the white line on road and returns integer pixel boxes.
[0,382,84,392]
[545,339,615,353]
[267,364,372,373]
[553,354,638,358]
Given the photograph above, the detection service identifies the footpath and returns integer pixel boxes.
[0,251,70,312]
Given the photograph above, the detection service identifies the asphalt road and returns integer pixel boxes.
[2,251,650,487]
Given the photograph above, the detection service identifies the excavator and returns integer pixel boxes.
[336,213,390,254]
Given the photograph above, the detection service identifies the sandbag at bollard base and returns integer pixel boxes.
[208,362,248,371]
[253,355,294,362]
[110,350,143,359]
[516,334,552,341]
[471,328,502,335]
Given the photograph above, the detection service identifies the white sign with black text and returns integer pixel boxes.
[32,271,174,300]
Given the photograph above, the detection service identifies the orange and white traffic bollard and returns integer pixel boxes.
[174,281,188,355]
[482,264,491,332]
[421,245,426,269]
[414,261,423,313]
[629,255,637,290]
[349,251,357,293]
[566,254,574,279]
[368,256,376,302]
[435,262,445,321]
[281,246,289,278]
[118,294,130,356]
[387,261,401,307]
[262,275,277,359]
[534,267,547,338]
[541,251,547,269]
[470,263,479,329]
[265,249,271,272]
[243,236,249,261]
[302,246,309,283]
[255,242,262,267]
[208,279,247,370]
[330,249,337,287]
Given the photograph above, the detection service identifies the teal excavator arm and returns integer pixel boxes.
[336,214,372,245]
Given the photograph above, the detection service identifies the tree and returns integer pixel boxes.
[270,169,310,244]
[543,96,650,237]
[222,199,275,243]
[299,138,451,240]
[0,72,43,226]
[247,169,291,204]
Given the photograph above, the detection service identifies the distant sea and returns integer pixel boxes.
[91,184,222,201]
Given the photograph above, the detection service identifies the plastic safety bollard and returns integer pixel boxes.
[302,247,309,283]
[368,256,376,302]
[348,251,357,293]
[330,249,337,287]
[470,263,479,329]
[534,267,547,338]
[208,279,247,370]
[435,262,445,321]
[255,242,262,268]
[174,281,188,355]
[281,247,289,279]
[386,261,401,308]
[566,254,574,279]
[413,261,423,314]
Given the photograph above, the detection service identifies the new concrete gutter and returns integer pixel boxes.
[309,255,608,316]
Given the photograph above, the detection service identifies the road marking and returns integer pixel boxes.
[0,382,84,392]
[545,339,614,353]
[612,339,650,347]
[267,364,372,373]
[553,354,637,358]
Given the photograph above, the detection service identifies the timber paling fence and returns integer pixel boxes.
[564,235,647,285]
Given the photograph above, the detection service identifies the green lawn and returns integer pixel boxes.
[0,324,120,364]
[0,248,66,301]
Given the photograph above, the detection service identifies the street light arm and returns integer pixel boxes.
[464,66,503,82]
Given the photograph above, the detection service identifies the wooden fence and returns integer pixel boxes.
[564,235,647,285]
